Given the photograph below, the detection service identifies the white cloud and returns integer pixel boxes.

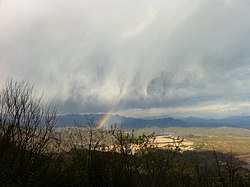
[119,102,250,118]
[0,0,250,117]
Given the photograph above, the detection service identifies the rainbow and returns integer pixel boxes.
[96,108,114,129]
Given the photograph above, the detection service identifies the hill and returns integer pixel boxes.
[57,114,250,129]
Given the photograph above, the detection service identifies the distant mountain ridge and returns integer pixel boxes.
[57,114,250,129]
[182,116,250,128]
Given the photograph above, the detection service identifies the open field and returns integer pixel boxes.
[135,127,250,155]
[154,135,194,150]
[135,127,250,167]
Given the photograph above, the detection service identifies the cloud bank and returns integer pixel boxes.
[1,0,250,117]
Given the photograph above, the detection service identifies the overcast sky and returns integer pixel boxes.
[1,0,250,118]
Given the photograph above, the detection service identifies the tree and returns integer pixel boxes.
[0,78,58,186]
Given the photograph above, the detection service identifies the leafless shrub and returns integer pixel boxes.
[0,78,58,153]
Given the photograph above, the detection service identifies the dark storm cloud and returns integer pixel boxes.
[1,0,250,117]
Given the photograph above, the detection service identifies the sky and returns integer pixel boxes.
[1,0,250,118]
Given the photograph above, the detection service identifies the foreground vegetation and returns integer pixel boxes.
[1,79,250,186]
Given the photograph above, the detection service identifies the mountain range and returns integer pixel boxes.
[57,114,250,129]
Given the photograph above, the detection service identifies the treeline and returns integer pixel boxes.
[0,79,250,187]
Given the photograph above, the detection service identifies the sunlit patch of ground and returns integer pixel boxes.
[154,135,194,150]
